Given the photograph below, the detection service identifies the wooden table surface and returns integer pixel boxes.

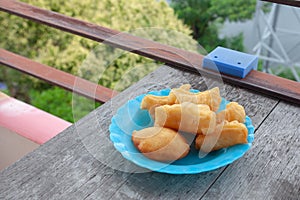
[0,66,299,200]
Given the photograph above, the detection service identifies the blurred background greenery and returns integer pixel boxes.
[0,0,282,122]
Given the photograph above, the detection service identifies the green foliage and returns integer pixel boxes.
[209,0,257,23]
[79,28,199,90]
[30,87,73,122]
[256,61,300,81]
[30,87,101,123]
[1,0,195,75]
[277,68,300,81]
[171,0,256,52]
[0,66,37,103]
[0,0,197,121]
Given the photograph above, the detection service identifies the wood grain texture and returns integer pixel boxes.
[0,48,117,103]
[201,101,300,200]
[0,66,279,199]
[1,0,300,105]
[262,0,300,8]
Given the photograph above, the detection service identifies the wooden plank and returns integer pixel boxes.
[262,0,300,8]
[0,66,279,199]
[201,101,300,199]
[0,49,118,103]
[1,0,300,105]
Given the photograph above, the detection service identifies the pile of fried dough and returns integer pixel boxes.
[132,84,248,162]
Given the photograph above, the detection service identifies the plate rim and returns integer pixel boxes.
[109,88,255,174]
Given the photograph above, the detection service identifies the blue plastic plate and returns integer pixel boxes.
[109,89,254,174]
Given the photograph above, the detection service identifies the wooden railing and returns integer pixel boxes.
[1,0,300,105]
[262,0,300,7]
[0,49,117,103]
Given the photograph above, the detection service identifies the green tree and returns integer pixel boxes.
[171,0,257,52]
[0,0,198,122]
[29,87,101,123]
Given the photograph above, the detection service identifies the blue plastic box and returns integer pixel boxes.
[202,46,258,78]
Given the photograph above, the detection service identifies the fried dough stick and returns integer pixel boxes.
[216,102,246,123]
[154,102,217,135]
[195,120,248,152]
[140,84,222,115]
[140,95,170,118]
[132,127,190,162]
[168,84,221,112]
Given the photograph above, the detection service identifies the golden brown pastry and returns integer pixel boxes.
[132,127,190,162]
[195,120,248,152]
[140,95,170,118]
[154,102,217,135]
[216,102,246,123]
[140,95,170,110]
[168,84,222,112]
[140,84,222,113]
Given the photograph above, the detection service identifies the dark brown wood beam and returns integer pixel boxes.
[0,49,118,103]
[1,0,300,105]
[262,0,300,8]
